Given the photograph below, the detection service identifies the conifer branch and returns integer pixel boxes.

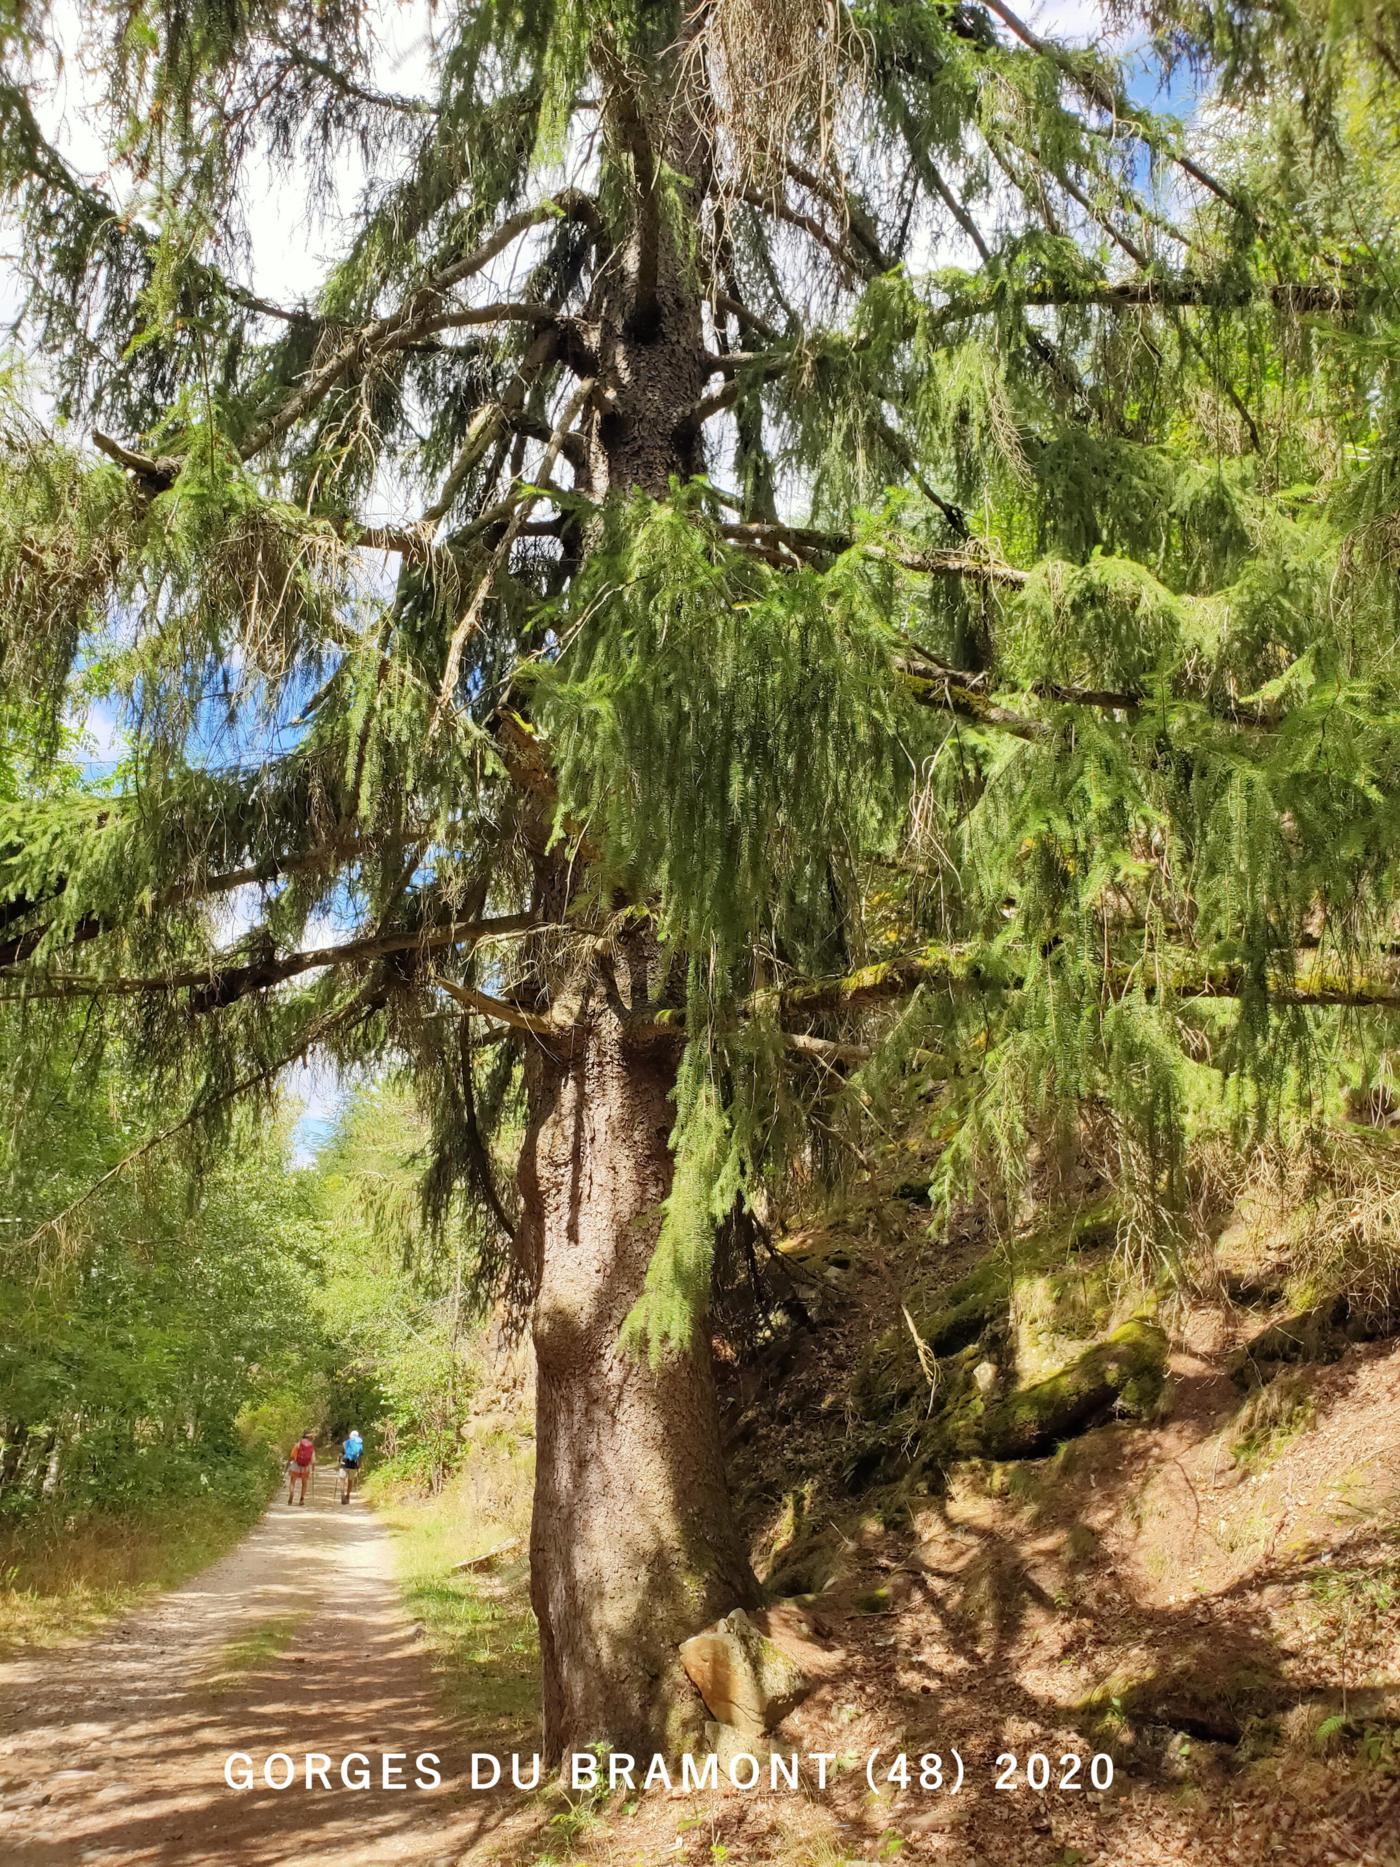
[265,33,437,117]
[0,83,324,334]
[432,376,596,726]
[91,429,181,488]
[717,519,1027,586]
[738,186,868,286]
[769,946,1400,1018]
[235,193,593,463]
[1032,278,1357,316]
[975,0,1244,212]
[0,827,397,973]
[0,914,542,1007]
[430,972,580,1041]
[618,1007,872,1065]
[895,660,1045,740]
[713,292,781,342]
[785,162,892,272]
[353,522,434,556]
[16,980,387,1249]
[418,330,564,530]
[411,300,564,339]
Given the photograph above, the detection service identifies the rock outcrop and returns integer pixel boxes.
[679,1608,814,1736]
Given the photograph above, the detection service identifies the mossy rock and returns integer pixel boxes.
[1010,1260,1117,1385]
[978,1317,1167,1460]
[679,1610,812,1733]
[856,1203,1118,1410]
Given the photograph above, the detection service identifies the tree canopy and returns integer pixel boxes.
[5,0,1400,1753]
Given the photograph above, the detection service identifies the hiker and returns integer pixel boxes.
[286,1432,316,1505]
[338,1427,364,1504]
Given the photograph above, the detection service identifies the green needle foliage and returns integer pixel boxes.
[0,0,1398,1362]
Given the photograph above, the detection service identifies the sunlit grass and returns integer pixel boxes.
[377,1435,538,1743]
[0,1494,267,1655]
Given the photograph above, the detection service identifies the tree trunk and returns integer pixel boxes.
[511,39,754,1763]
[518,1002,757,1760]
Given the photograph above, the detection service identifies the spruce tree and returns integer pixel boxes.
[2,0,1399,1753]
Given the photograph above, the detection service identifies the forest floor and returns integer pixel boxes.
[409,1330,1400,1867]
[0,1484,520,1866]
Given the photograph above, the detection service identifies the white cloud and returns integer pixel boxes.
[1028,0,1125,46]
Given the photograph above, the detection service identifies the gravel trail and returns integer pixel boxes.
[0,1488,505,1866]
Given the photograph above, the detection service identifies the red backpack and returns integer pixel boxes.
[293,1437,315,1467]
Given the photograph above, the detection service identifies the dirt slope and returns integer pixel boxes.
[708,1327,1400,1867]
[0,1488,506,1866]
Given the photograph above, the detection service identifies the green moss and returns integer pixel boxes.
[1011,1255,1118,1383]
[855,1202,1119,1410]
[978,1317,1167,1460]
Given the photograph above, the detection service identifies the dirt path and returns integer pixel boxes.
[0,1488,512,1866]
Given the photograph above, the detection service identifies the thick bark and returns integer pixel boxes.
[509,39,759,1762]
[518,997,758,1760]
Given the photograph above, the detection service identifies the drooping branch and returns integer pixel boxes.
[265,32,437,118]
[432,374,597,726]
[0,823,398,973]
[739,185,869,287]
[975,0,1245,213]
[0,912,542,1008]
[16,977,387,1249]
[1014,278,1358,317]
[418,329,564,532]
[230,192,594,466]
[410,300,565,339]
[785,161,892,272]
[431,971,581,1041]
[96,325,565,565]
[0,84,326,333]
[895,659,1045,741]
[717,518,1027,586]
[713,291,781,342]
[91,428,181,490]
[617,942,1400,1055]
